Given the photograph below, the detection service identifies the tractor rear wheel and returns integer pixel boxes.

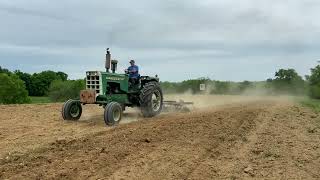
[139,82,163,117]
[104,102,123,126]
[62,100,82,120]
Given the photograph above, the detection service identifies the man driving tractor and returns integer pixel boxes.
[127,60,140,84]
[62,49,193,126]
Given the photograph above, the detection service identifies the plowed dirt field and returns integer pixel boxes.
[0,95,320,179]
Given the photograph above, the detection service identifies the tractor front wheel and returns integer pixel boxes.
[104,102,123,126]
[62,100,82,121]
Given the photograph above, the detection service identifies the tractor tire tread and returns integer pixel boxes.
[104,102,122,126]
[139,81,163,117]
[62,100,82,121]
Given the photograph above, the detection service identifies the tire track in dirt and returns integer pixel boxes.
[186,103,273,179]
[0,101,271,179]
[219,103,320,179]
[0,99,320,179]
[109,104,263,180]
[187,102,320,179]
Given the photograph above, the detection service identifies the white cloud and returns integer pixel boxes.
[0,0,319,81]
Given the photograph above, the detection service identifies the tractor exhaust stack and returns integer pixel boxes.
[105,48,111,72]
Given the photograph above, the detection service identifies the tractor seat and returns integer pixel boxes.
[129,75,141,85]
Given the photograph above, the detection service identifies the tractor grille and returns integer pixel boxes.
[86,71,101,94]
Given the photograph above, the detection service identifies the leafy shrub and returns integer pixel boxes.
[29,71,68,96]
[309,84,320,99]
[0,73,30,104]
[48,80,85,102]
[268,69,306,95]
[307,65,320,99]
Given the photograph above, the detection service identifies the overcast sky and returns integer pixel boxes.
[0,0,319,81]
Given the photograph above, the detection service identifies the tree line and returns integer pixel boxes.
[0,66,84,104]
[161,66,318,97]
[1,64,320,104]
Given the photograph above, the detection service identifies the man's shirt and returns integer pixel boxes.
[128,65,139,78]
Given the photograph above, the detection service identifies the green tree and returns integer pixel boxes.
[29,70,65,96]
[161,81,180,94]
[56,71,68,81]
[0,73,30,104]
[178,78,211,94]
[14,70,32,94]
[239,80,253,93]
[211,81,231,94]
[0,66,11,74]
[308,65,320,99]
[271,69,305,95]
[48,80,85,102]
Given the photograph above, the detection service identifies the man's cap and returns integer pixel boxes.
[129,60,135,63]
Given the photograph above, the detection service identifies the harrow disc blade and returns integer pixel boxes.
[163,100,194,112]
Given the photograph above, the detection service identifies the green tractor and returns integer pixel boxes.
[62,48,164,126]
